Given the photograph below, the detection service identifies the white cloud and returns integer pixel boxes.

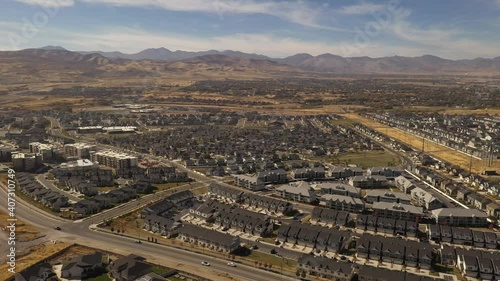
[339,3,386,15]
[14,0,345,31]
[14,0,75,7]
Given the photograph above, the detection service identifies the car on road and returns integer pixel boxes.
[134,240,141,244]
[227,262,236,267]
[201,261,210,266]
[54,226,61,230]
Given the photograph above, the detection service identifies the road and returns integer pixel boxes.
[35,174,82,202]
[0,182,298,281]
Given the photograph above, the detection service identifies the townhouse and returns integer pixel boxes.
[292,166,326,180]
[208,183,245,202]
[365,190,411,205]
[330,167,364,179]
[372,202,423,222]
[430,208,488,227]
[310,207,350,226]
[241,193,293,215]
[318,182,361,198]
[394,175,416,194]
[367,166,403,179]
[356,234,437,269]
[276,181,317,203]
[320,194,365,213]
[143,215,181,237]
[410,187,443,210]
[349,175,387,189]
[176,224,241,253]
[357,265,444,281]
[298,255,354,281]
[277,222,350,253]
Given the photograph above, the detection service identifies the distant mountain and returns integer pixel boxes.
[279,53,500,73]
[78,47,272,61]
[0,48,298,83]
[39,45,67,51]
[34,46,500,74]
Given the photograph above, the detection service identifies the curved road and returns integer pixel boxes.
[0,182,298,281]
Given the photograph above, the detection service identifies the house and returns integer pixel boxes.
[456,188,472,201]
[15,263,57,281]
[372,202,423,222]
[143,215,180,237]
[430,208,488,227]
[276,181,317,203]
[208,183,244,202]
[348,175,387,189]
[318,182,361,198]
[320,194,365,212]
[61,252,103,279]
[311,207,350,226]
[486,202,500,220]
[293,166,326,180]
[241,193,293,215]
[484,232,498,249]
[440,245,456,266]
[472,230,485,248]
[330,167,363,179]
[365,190,411,205]
[109,254,151,281]
[478,257,494,280]
[73,199,101,216]
[451,227,473,245]
[256,169,288,184]
[394,175,416,194]
[410,187,443,210]
[457,253,479,278]
[298,254,354,281]
[176,224,241,253]
[233,174,265,191]
[367,166,403,178]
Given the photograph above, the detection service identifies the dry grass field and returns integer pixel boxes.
[0,242,71,281]
[343,113,500,174]
[0,211,43,242]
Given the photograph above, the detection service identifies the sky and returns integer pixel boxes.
[1,0,499,59]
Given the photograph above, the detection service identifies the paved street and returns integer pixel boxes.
[0,182,298,281]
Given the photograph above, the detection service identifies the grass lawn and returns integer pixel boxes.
[153,182,184,191]
[192,186,208,195]
[335,150,400,168]
[246,251,297,272]
[151,265,174,276]
[329,118,357,127]
[87,273,112,281]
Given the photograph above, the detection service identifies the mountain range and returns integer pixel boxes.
[17,46,500,74]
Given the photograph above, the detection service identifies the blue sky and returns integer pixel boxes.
[1,0,499,59]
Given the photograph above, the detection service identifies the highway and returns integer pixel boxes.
[0,182,298,281]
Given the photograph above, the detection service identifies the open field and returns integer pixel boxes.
[343,113,499,174]
[0,211,43,242]
[0,242,71,281]
[312,150,400,168]
[389,106,500,115]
